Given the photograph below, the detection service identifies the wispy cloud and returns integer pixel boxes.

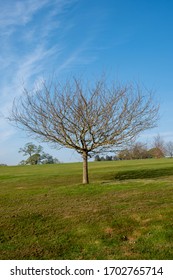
[0,0,73,143]
[0,0,102,151]
[0,0,49,29]
[15,44,62,83]
[57,45,97,73]
[0,1,72,89]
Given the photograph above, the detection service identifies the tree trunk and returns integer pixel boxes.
[82,151,89,184]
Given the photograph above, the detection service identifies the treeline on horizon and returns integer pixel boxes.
[1,135,173,167]
[95,135,173,161]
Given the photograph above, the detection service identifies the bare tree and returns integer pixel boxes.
[131,142,149,159]
[165,141,173,157]
[152,134,166,158]
[9,77,159,184]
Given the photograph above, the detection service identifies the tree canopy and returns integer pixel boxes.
[18,142,59,165]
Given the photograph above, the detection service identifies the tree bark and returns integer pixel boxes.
[82,151,89,184]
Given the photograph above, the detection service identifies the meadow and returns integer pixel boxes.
[0,158,173,259]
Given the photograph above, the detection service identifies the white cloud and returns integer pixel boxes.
[0,44,62,119]
[0,0,100,165]
[0,0,77,32]
[0,0,49,28]
[15,45,61,82]
[0,115,15,142]
[0,0,71,147]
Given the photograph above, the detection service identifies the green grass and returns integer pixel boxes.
[0,158,173,259]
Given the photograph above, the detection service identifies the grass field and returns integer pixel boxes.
[0,158,173,259]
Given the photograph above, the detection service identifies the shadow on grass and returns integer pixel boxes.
[113,167,173,181]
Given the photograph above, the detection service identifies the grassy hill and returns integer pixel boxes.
[0,158,173,259]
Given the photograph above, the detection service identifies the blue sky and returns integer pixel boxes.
[0,0,173,165]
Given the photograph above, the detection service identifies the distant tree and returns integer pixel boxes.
[113,155,119,161]
[40,153,60,164]
[95,155,112,161]
[18,143,43,165]
[118,149,132,160]
[105,155,113,161]
[26,153,41,165]
[19,142,43,158]
[152,134,166,157]
[18,143,59,165]
[100,156,105,161]
[9,76,159,184]
[165,141,173,157]
[147,147,165,158]
[95,155,101,161]
[40,153,54,164]
[131,142,148,159]
[118,142,150,160]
